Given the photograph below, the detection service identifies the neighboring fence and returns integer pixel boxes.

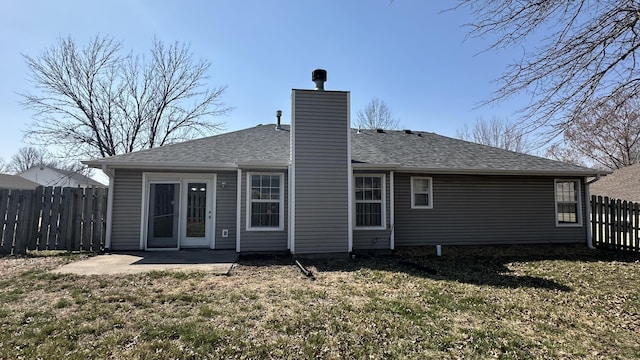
[591,195,640,253]
[0,186,108,255]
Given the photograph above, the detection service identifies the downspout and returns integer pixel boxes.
[585,175,601,250]
[102,165,114,251]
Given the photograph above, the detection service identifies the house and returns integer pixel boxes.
[590,163,640,203]
[0,174,40,190]
[84,69,607,254]
[17,165,105,188]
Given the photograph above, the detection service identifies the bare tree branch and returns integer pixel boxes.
[456,0,640,136]
[456,116,535,153]
[355,98,401,130]
[20,35,230,159]
[549,91,640,169]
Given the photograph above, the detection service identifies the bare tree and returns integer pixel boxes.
[456,1,640,137]
[0,158,9,174]
[355,98,400,130]
[8,147,59,174]
[21,35,229,159]
[544,143,589,168]
[547,93,640,170]
[456,117,534,153]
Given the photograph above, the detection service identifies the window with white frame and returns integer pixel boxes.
[247,173,283,230]
[555,179,581,226]
[354,175,385,228]
[411,176,433,209]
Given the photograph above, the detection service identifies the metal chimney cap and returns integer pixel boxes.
[312,69,327,90]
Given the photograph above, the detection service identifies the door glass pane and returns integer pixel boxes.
[148,183,179,248]
[186,182,207,237]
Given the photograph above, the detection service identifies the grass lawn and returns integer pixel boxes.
[0,245,639,359]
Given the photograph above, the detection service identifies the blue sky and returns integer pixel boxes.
[0,0,532,164]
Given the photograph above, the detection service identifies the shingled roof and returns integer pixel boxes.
[590,163,640,202]
[84,124,604,176]
[0,174,40,190]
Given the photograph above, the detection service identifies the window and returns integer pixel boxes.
[354,175,385,229]
[247,173,283,230]
[555,179,581,226]
[411,177,433,209]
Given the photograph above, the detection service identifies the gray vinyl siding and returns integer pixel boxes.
[393,174,588,246]
[110,169,143,250]
[292,90,350,254]
[214,171,237,249]
[110,169,237,250]
[353,171,393,250]
[239,169,288,252]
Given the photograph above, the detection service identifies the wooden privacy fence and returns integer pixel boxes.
[0,186,108,255]
[591,195,640,253]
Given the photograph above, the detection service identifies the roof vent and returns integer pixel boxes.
[275,110,282,130]
[312,69,327,90]
[404,129,412,134]
[376,128,384,133]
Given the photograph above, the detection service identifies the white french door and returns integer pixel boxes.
[180,179,213,248]
[144,174,216,250]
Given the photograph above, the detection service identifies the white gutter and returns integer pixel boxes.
[351,164,609,177]
[235,161,290,169]
[83,160,239,170]
[102,165,114,250]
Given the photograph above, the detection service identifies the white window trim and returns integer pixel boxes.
[353,173,386,230]
[554,179,583,227]
[411,176,434,209]
[246,172,285,231]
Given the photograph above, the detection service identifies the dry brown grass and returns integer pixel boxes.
[0,245,639,359]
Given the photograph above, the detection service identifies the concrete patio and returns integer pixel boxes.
[51,250,238,275]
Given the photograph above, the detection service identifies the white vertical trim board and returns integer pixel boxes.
[104,167,115,250]
[211,174,218,249]
[390,170,395,250]
[140,172,149,250]
[287,165,292,251]
[290,90,296,254]
[236,169,242,252]
[346,92,353,253]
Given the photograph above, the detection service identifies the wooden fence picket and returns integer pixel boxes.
[0,186,108,254]
[591,195,640,253]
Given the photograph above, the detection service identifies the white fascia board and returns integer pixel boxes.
[394,166,609,177]
[83,161,239,171]
[351,163,400,171]
[235,161,290,169]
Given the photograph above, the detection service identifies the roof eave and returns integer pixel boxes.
[82,160,291,171]
[353,163,607,177]
[82,160,239,171]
